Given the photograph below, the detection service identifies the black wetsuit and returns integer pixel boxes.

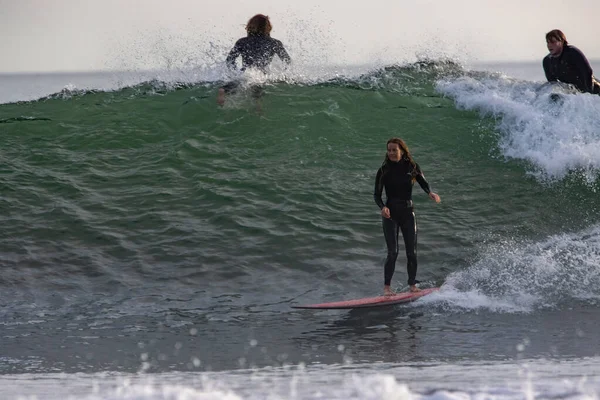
[543,45,600,94]
[374,158,431,286]
[226,34,291,73]
[222,34,291,97]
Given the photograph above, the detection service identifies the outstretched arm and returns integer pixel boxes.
[225,43,241,70]
[415,164,441,203]
[275,40,291,64]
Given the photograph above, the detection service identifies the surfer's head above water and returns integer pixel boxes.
[542,30,599,95]
[246,14,272,37]
[546,29,567,56]
[385,137,415,166]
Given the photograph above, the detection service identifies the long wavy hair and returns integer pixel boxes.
[546,29,568,45]
[379,137,418,184]
[246,14,272,36]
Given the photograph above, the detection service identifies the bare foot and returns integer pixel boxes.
[383,285,396,296]
[217,88,225,106]
[409,285,421,293]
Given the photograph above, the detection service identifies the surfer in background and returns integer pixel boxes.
[217,14,291,106]
[543,29,600,95]
[374,138,441,296]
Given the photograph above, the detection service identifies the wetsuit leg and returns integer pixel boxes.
[398,209,418,285]
[222,81,240,94]
[250,84,265,99]
[382,216,400,286]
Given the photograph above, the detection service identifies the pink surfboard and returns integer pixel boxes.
[292,287,439,309]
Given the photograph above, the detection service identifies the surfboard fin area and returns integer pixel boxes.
[292,287,439,309]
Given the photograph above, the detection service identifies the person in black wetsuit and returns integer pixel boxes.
[373,138,441,296]
[543,29,600,95]
[217,14,291,106]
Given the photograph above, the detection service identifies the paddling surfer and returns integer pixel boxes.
[543,29,600,95]
[217,14,291,107]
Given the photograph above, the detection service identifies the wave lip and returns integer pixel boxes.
[437,73,600,184]
[0,58,464,105]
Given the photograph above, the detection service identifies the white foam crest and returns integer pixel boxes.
[436,74,600,183]
[2,15,466,105]
[78,385,241,400]
[419,286,535,313]
[422,225,600,313]
[0,60,380,105]
[2,15,467,105]
[4,359,600,400]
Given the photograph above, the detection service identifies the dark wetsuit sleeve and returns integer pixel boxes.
[373,168,385,209]
[274,40,291,64]
[415,164,431,194]
[225,42,242,70]
[543,56,556,82]
[568,47,594,93]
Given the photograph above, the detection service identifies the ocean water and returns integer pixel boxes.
[1,59,600,399]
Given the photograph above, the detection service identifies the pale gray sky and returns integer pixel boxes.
[1,0,599,73]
